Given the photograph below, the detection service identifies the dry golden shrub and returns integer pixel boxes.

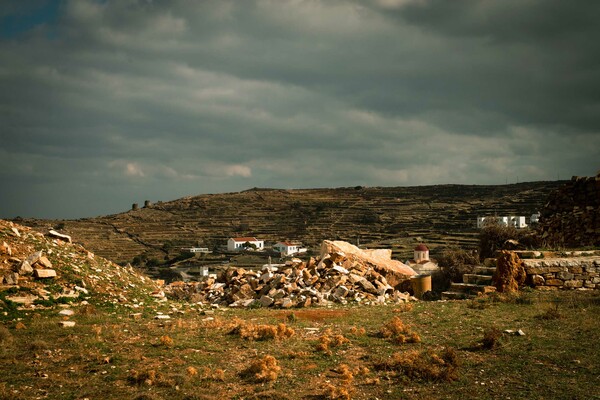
[374,347,459,382]
[159,335,174,347]
[231,321,295,341]
[336,364,354,384]
[186,366,198,377]
[315,329,350,355]
[241,355,281,383]
[349,326,366,336]
[284,350,310,359]
[379,317,420,344]
[481,327,502,349]
[393,303,414,313]
[200,367,225,382]
[364,377,380,385]
[324,383,351,400]
[128,368,179,388]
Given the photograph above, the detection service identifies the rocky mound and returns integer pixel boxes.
[0,220,162,312]
[165,240,417,308]
[538,174,600,247]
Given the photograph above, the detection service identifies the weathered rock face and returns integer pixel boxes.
[165,240,417,308]
[493,251,526,293]
[538,174,600,247]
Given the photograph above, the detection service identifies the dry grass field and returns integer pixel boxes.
[2,290,599,400]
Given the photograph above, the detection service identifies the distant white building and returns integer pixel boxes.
[186,247,210,254]
[272,241,306,256]
[477,216,527,229]
[227,237,264,251]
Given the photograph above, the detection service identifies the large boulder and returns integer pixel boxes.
[320,240,416,287]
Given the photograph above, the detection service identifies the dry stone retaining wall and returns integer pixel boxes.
[539,174,600,247]
[523,257,600,290]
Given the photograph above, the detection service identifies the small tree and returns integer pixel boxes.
[478,218,519,261]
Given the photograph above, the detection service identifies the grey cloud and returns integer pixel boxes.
[0,0,598,218]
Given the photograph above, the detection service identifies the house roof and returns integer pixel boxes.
[277,241,296,247]
[414,244,429,251]
[231,237,260,242]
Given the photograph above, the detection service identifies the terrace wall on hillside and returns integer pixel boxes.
[523,257,600,290]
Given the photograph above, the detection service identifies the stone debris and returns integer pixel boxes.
[34,269,57,279]
[164,240,417,308]
[58,309,75,316]
[1,241,11,256]
[59,321,76,327]
[48,230,72,243]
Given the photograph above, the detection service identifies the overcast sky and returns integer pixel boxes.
[1,0,598,219]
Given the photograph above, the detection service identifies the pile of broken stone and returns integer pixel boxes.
[164,240,418,308]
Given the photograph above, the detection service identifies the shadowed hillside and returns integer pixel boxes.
[19,182,566,264]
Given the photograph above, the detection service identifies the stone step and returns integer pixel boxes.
[463,274,494,285]
[473,266,496,276]
[449,282,496,295]
[441,291,476,300]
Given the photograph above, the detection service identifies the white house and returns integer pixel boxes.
[227,237,264,251]
[477,216,527,229]
[273,241,301,256]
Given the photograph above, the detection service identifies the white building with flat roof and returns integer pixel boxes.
[227,237,264,251]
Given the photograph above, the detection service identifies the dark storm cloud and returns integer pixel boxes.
[0,0,598,218]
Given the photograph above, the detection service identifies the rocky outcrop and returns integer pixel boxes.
[538,174,600,247]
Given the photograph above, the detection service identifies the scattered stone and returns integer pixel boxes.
[59,321,76,328]
[25,251,43,266]
[516,329,525,336]
[48,230,72,243]
[16,260,34,276]
[58,309,75,316]
[10,227,20,237]
[34,269,57,279]
[3,272,19,285]
[15,322,26,330]
[154,314,171,320]
[1,241,11,256]
[130,313,143,320]
[36,256,53,269]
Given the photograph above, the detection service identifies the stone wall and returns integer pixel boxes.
[523,257,600,290]
[538,174,600,247]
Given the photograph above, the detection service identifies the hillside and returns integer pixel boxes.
[0,219,161,310]
[19,182,566,264]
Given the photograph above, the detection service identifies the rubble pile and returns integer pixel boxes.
[0,219,162,311]
[165,240,417,308]
[538,174,600,247]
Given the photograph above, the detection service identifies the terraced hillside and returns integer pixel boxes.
[19,182,566,264]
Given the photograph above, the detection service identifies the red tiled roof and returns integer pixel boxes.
[414,244,429,251]
[231,237,259,242]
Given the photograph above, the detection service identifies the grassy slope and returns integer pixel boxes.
[1,290,599,400]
